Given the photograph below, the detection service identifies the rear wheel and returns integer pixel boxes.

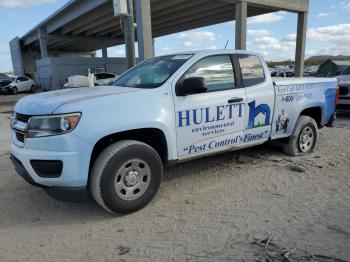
[90,140,163,214]
[30,85,35,93]
[283,116,318,156]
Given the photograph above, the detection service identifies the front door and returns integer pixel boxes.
[173,54,247,159]
[17,77,27,92]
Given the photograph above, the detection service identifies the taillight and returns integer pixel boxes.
[335,86,340,106]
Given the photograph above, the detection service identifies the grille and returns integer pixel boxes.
[15,132,25,143]
[339,86,349,96]
[16,113,31,123]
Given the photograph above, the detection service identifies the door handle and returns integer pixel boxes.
[228,97,243,103]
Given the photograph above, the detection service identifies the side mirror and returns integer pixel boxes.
[16,80,20,83]
[177,77,207,96]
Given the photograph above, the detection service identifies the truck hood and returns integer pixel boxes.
[15,86,140,115]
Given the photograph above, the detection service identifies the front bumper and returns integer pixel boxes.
[10,154,48,189]
[10,131,93,188]
[0,86,8,94]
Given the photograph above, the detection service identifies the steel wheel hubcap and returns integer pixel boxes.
[299,127,314,153]
[114,159,151,201]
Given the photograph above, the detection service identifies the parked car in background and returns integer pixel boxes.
[337,75,350,108]
[0,74,12,94]
[0,76,35,94]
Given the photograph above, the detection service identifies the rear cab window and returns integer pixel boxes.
[237,54,265,87]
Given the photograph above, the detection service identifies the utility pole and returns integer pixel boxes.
[123,0,136,68]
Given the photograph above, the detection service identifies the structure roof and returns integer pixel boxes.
[19,0,308,52]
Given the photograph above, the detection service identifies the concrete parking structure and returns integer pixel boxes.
[10,0,309,90]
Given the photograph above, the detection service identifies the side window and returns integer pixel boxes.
[19,77,28,82]
[183,55,235,92]
[237,54,265,87]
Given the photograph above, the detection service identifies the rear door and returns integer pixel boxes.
[173,54,247,159]
[237,53,275,144]
[22,77,31,91]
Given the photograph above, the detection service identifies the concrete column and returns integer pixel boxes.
[294,12,308,77]
[102,47,108,58]
[235,1,247,50]
[37,27,48,59]
[135,0,154,61]
[121,0,136,68]
[9,37,25,75]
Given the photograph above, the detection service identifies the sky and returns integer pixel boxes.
[0,0,350,72]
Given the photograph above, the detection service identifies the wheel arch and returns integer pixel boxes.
[299,106,323,128]
[89,128,168,175]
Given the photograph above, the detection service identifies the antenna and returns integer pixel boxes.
[224,40,229,49]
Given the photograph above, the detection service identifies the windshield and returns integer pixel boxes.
[11,77,16,82]
[112,54,192,88]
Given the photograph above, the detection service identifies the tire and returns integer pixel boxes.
[30,85,35,93]
[90,140,163,214]
[12,87,18,95]
[283,116,318,156]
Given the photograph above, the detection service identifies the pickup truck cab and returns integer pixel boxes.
[10,50,338,214]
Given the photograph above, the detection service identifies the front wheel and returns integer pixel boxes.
[90,140,163,214]
[283,116,318,156]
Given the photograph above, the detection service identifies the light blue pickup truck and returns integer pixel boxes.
[10,50,338,214]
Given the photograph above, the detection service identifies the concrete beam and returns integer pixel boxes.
[219,0,308,12]
[152,0,228,27]
[153,5,234,34]
[235,1,247,50]
[47,35,123,50]
[72,14,115,35]
[38,27,48,59]
[47,0,109,33]
[60,4,113,35]
[48,34,121,43]
[294,12,308,77]
[135,0,153,61]
[85,19,120,36]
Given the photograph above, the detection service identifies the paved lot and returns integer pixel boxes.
[0,93,349,261]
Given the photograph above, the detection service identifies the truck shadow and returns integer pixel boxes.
[2,143,286,227]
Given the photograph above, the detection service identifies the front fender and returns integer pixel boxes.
[54,86,178,161]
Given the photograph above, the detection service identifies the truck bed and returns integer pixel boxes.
[270,77,337,140]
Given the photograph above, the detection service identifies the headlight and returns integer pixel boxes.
[27,113,81,138]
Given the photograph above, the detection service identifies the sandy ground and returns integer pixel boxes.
[0,93,349,262]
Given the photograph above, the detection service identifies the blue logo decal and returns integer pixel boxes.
[247,101,271,129]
